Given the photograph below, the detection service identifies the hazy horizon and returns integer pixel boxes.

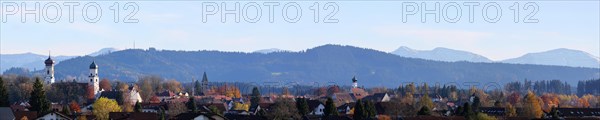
[1,1,599,61]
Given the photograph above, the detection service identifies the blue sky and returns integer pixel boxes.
[1,1,598,61]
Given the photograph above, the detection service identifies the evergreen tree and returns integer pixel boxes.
[30,78,50,114]
[209,105,222,115]
[159,107,166,120]
[353,99,366,120]
[550,107,559,119]
[472,96,481,112]
[250,87,261,107]
[417,106,431,115]
[365,101,377,118]
[187,97,197,112]
[134,101,142,112]
[194,80,202,96]
[0,77,9,107]
[324,97,337,117]
[115,91,124,105]
[62,105,71,115]
[463,102,476,120]
[296,98,309,116]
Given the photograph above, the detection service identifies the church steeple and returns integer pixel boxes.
[89,61,100,97]
[201,72,209,92]
[44,52,55,84]
[352,76,358,88]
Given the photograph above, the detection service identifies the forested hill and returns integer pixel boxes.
[49,45,599,87]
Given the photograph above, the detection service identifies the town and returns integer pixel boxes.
[1,55,600,120]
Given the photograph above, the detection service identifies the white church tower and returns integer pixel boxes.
[352,76,358,88]
[89,61,100,96]
[44,54,55,84]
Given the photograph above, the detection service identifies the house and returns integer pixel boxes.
[361,93,390,102]
[224,114,267,120]
[350,88,368,100]
[141,103,168,113]
[174,112,227,120]
[306,100,325,115]
[156,90,176,101]
[332,93,354,107]
[479,107,506,116]
[109,112,159,120]
[97,91,122,101]
[13,111,37,120]
[199,102,229,115]
[0,107,15,120]
[556,108,600,117]
[36,111,72,120]
[337,102,355,115]
[127,85,143,104]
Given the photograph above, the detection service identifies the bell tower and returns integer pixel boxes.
[44,53,55,84]
[89,61,100,95]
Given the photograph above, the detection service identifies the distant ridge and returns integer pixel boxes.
[41,44,598,87]
[391,46,493,63]
[390,46,600,68]
[502,48,600,68]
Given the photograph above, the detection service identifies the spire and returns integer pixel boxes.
[202,72,208,82]
[89,60,98,69]
[44,51,55,65]
[352,76,357,83]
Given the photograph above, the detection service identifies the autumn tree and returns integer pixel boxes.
[418,93,434,110]
[523,91,543,119]
[93,97,122,120]
[267,98,300,120]
[115,81,130,92]
[327,85,341,96]
[30,78,50,114]
[167,102,187,116]
[162,79,182,93]
[315,87,327,96]
[10,76,33,103]
[99,79,112,91]
[507,92,520,106]
[0,77,9,107]
[505,103,517,117]
[138,76,163,101]
[69,101,81,113]
[86,85,95,99]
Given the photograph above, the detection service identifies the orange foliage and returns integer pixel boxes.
[507,92,520,105]
[69,101,81,113]
[99,79,111,91]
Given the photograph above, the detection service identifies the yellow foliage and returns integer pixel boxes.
[233,102,250,111]
[93,97,122,120]
[523,91,543,118]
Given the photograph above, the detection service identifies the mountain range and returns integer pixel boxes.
[390,46,600,68]
[0,48,120,72]
[10,45,597,87]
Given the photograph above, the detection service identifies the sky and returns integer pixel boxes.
[1,1,599,61]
